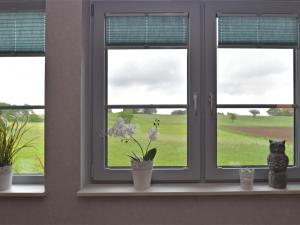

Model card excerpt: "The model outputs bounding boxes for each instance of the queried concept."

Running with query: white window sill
[77,183,300,197]
[0,185,45,197]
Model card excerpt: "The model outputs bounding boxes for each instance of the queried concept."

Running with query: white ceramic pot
[131,160,153,190]
[239,168,255,190]
[0,165,12,191]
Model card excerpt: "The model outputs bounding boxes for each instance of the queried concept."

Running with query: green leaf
[143,148,157,161]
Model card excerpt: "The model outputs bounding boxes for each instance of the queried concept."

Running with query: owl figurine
[267,140,289,189]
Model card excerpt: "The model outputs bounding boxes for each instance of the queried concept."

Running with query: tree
[249,109,260,118]
[267,108,293,116]
[118,109,134,123]
[29,113,43,122]
[171,110,187,115]
[132,109,143,114]
[227,112,237,122]
[143,108,157,114]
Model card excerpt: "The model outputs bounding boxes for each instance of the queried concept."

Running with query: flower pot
[239,168,255,190]
[0,165,12,191]
[131,160,153,190]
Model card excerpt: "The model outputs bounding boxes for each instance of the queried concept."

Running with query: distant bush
[118,109,134,123]
[171,110,187,115]
[267,108,293,116]
[143,108,157,114]
[227,112,237,122]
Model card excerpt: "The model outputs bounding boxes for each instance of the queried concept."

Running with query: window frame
[88,1,300,183]
[90,1,204,183]
[0,0,45,185]
[204,2,300,181]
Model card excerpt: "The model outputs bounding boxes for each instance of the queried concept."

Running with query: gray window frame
[89,1,300,183]
[204,2,300,181]
[0,0,45,185]
[90,1,203,182]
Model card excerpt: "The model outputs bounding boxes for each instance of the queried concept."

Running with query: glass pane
[217,49,293,104]
[217,108,294,167]
[0,109,44,174]
[0,57,45,105]
[107,108,187,167]
[107,49,187,105]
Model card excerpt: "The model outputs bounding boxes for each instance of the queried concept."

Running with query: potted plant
[0,116,31,190]
[108,117,159,190]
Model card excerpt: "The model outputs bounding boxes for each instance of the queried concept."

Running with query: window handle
[193,92,198,115]
[208,92,214,115]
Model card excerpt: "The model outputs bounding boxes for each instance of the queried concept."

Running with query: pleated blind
[218,15,298,47]
[0,11,45,53]
[106,15,188,45]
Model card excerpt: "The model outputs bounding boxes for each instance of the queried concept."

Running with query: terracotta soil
[226,126,294,142]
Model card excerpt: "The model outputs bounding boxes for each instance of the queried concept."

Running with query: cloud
[107,49,187,104]
[218,49,293,101]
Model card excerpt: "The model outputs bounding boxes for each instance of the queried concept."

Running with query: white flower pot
[131,160,153,190]
[239,168,255,190]
[0,165,12,191]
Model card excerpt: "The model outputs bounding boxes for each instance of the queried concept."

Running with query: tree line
[0,102,43,122]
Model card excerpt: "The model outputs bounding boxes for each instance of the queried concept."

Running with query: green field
[13,122,44,174]
[12,113,294,174]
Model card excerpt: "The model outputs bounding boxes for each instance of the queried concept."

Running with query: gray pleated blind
[106,15,188,45]
[0,11,45,53]
[218,15,298,47]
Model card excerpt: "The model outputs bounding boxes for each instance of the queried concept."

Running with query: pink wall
[0,0,299,224]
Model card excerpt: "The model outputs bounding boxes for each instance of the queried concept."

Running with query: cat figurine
[267,140,289,189]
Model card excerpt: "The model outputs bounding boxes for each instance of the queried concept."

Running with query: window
[90,2,300,182]
[205,4,300,181]
[0,9,45,184]
[91,2,202,182]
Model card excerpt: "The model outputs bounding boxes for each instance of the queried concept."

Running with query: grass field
[13,121,44,174]
[12,112,294,173]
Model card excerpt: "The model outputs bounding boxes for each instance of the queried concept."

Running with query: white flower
[148,128,158,141]
[108,117,127,137]
[108,117,137,137]
[125,124,136,136]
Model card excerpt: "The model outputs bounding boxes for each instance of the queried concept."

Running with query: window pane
[107,49,187,105]
[0,109,44,174]
[217,49,293,104]
[0,57,45,105]
[107,108,187,167]
[217,108,294,167]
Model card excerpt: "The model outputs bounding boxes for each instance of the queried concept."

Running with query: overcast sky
[217,48,293,115]
[108,48,293,115]
[0,57,44,106]
[1,49,293,116]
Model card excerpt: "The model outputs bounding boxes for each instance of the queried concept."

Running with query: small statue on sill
[267,140,289,189]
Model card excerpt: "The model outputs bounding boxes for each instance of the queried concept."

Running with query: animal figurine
[267,140,289,189]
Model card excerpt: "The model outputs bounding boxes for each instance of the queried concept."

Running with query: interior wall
[0,0,300,224]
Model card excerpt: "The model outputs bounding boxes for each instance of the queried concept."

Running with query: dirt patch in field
[225,126,293,142]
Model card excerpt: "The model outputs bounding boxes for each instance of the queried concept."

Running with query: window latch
[193,92,198,115]
[208,92,214,115]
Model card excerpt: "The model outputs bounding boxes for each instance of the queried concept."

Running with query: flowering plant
[108,118,159,162]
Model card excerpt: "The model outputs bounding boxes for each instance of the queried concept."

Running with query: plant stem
[129,135,144,157]
[145,139,152,153]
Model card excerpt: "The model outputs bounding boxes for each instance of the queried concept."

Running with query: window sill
[77,183,300,197]
[0,185,45,197]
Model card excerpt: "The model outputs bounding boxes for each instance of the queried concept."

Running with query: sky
[0,49,293,116]
[108,48,293,115]
[0,57,45,105]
